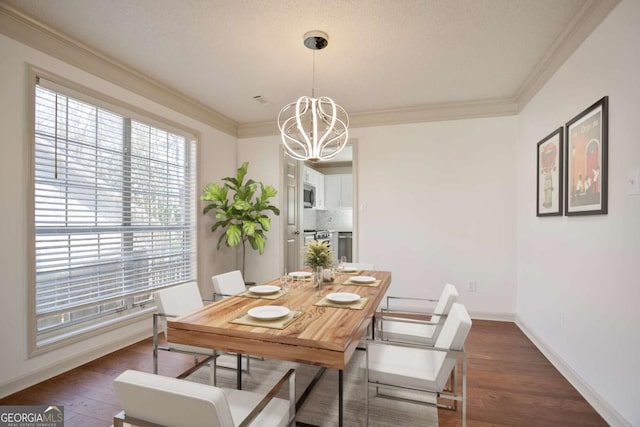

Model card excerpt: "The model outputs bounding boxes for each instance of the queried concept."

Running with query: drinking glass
[338,256,347,280]
[280,270,292,307]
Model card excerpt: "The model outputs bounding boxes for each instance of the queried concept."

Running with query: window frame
[27,66,200,356]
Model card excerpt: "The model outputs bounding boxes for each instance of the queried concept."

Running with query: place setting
[314,292,369,310]
[336,256,363,276]
[238,284,286,300]
[342,275,382,287]
[288,271,313,281]
[230,304,304,329]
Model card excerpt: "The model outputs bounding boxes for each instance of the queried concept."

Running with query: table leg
[371,315,376,339]
[339,369,344,427]
[237,353,242,390]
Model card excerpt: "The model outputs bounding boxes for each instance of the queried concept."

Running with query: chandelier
[278,31,349,162]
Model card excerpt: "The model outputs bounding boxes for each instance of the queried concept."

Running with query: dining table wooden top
[167,270,391,370]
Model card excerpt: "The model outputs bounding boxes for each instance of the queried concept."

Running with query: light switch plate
[627,168,640,195]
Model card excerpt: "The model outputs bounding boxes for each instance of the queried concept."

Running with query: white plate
[247,306,290,320]
[350,275,377,284]
[326,292,361,304]
[289,271,312,278]
[342,266,359,273]
[249,285,280,295]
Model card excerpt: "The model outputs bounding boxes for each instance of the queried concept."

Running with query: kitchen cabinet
[325,173,352,209]
[303,166,325,209]
[303,166,312,184]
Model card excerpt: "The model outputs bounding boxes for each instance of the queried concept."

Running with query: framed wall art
[536,127,563,216]
[564,96,608,216]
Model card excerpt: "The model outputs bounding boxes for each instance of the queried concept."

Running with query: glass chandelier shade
[278,31,349,162]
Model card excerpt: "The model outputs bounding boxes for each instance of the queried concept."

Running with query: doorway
[283,140,358,270]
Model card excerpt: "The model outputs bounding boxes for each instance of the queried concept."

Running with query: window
[32,73,197,350]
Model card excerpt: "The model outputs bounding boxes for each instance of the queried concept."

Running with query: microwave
[303,183,316,208]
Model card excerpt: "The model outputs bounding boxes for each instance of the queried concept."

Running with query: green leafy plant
[304,240,334,269]
[201,162,280,278]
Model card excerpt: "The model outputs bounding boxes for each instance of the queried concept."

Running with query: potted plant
[201,162,280,280]
[304,240,335,282]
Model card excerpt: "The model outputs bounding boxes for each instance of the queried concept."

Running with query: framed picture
[564,96,608,215]
[536,127,563,216]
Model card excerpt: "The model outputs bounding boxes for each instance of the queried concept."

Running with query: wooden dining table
[167,270,391,427]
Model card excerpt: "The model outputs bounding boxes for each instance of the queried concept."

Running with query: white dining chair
[212,269,247,300]
[365,302,472,427]
[212,270,253,374]
[378,283,459,346]
[153,281,216,384]
[113,368,296,427]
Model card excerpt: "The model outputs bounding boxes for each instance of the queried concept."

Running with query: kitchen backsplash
[303,209,317,230]
[317,209,353,231]
[303,208,353,231]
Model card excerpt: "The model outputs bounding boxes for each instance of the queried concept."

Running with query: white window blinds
[33,76,197,346]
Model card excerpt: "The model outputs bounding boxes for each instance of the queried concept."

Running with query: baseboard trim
[468,310,515,322]
[0,330,151,399]
[515,315,631,427]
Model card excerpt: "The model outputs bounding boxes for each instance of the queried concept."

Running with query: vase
[314,266,323,289]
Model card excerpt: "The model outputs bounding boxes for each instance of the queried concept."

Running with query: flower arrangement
[304,240,334,269]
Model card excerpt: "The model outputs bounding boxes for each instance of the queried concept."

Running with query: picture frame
[564,96,608,216]
[536,127,563,216]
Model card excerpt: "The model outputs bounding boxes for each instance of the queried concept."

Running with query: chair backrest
[433,303,472,390]
[346,262,374,271]
[154,281,204,336]
[212,270,246,298]
[430,283,459,327]
[113,369,233,427]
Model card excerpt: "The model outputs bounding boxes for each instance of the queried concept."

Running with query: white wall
[237,136,283,284]
[0,34,237,397]
[237,118,518,317]
[515,0,639,424]
[350,117,518,314]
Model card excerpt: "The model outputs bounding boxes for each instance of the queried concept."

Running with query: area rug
[188,350,438,427]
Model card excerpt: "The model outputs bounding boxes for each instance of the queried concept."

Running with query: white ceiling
[1,0,617,133]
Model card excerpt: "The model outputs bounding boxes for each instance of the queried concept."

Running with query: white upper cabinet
[303,166,325,209]
[325,173,352,209]
[303,166,312,184]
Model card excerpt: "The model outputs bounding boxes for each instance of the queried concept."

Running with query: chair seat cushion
[114,370,291,427]
[367,341,445,391]
[224,388,290,427]
[380,319,436,345]
[113,369,234,427]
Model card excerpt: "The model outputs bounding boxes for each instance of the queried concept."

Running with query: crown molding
[238,97,519,138]
[1,0,619,140]
[514,0,621,109]
[0,3,238,137]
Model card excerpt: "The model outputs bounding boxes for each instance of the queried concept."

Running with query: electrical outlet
[468,281,477,292]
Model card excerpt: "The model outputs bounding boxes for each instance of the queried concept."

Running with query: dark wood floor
[0,320,607,427]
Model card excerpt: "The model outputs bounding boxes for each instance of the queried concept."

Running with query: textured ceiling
[3,0,597,127]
